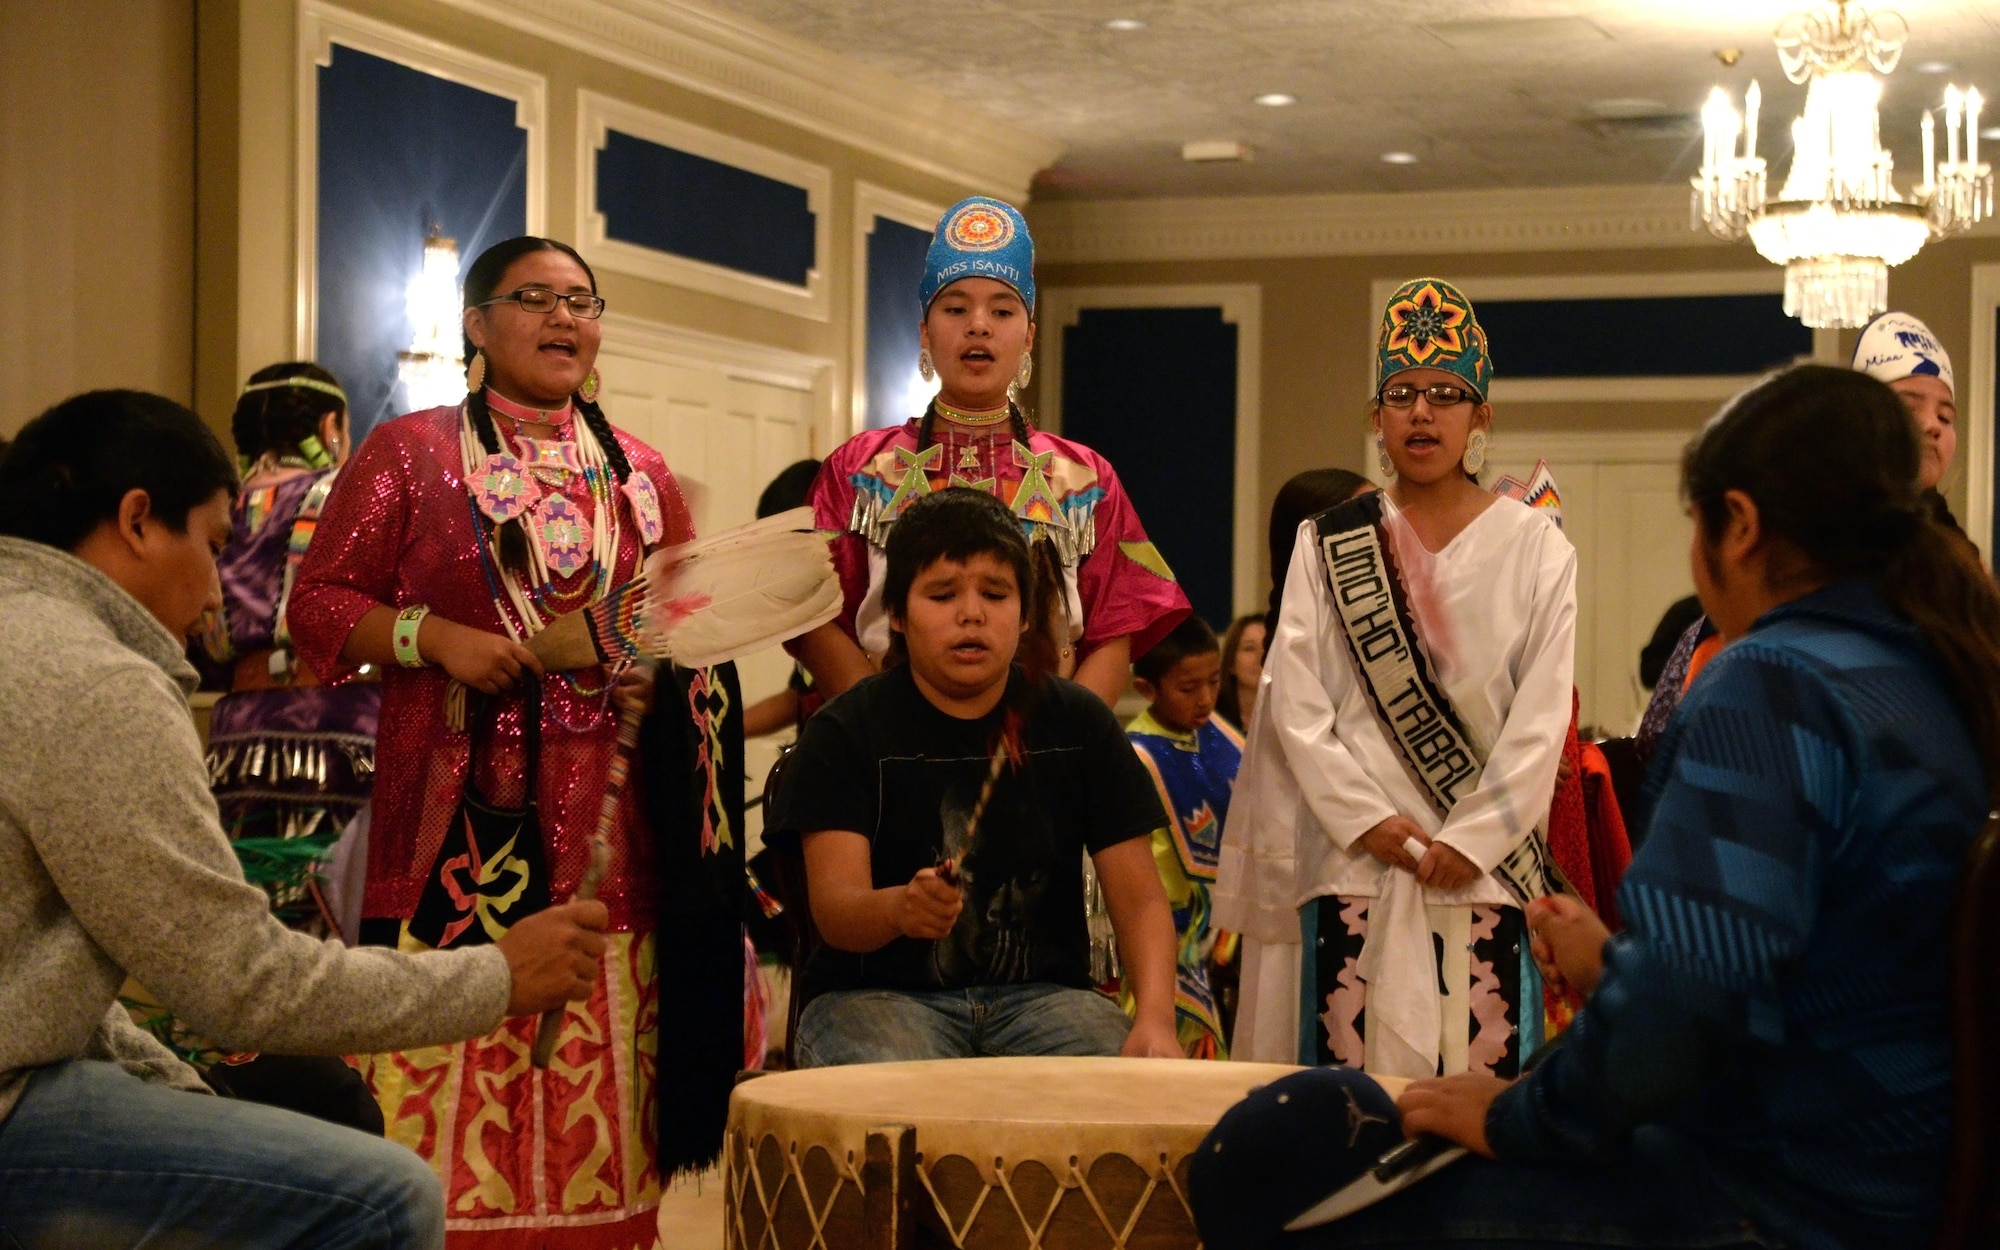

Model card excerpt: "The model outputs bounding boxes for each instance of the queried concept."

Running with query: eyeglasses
[1377,382,1477,409]
[477,287,607,320]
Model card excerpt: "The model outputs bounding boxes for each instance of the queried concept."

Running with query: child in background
[1127,616,1244,1058]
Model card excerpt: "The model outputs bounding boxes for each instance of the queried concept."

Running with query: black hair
[231,361,346,462]
[882,486,1035,639]
[757,459,822,520]
[1684,363,2000,799]
[1135,614,1220,684]
[1216,611,1265,724]
[460,236,632,570]
[1265,467,1372,647]
[0,390,238,551]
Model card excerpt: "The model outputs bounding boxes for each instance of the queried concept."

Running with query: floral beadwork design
[1376,278,1492,395]
[944,201,1015,252]
[1382,282,1469,365]
[535,495,593,577]
[622,471,665,547]
[476,454,538,524]
[513,436,584,487]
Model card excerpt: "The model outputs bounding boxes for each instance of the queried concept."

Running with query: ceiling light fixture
[1914,60,1954,74]
[1254,93,1297,107]
[1380,151,1419,165]
[1103,18,1145,31]
[1694,0,1991,328]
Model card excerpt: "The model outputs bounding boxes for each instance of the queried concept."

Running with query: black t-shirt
[767,665,1166,998]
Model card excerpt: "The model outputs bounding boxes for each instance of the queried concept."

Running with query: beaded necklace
[458,392,626,709]
[932,398,1011,426]
[929,400,1021,488]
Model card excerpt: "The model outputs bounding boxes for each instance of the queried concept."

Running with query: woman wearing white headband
[1851,311,1961,532]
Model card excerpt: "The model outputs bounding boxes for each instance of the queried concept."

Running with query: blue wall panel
[1062,307,1237,632]
[1475,293,1812,378]
[597,131,815,287]
[864,216,934,429]
[317,45,526,440]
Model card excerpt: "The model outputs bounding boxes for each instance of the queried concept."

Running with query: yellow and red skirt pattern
[360,927,659,1250]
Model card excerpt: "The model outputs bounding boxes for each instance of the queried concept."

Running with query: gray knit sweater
[0,536,510,1122]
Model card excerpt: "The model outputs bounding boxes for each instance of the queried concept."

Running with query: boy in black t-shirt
[769,488,1180,1065]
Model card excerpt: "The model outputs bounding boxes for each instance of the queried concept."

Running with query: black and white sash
[1313,494,1568,905]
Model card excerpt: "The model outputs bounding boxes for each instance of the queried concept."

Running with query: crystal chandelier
[397,229,468,412]
[1692,0,1992,328]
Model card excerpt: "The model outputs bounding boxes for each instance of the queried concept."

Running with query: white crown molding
[428,0,1062,201]
[578,90,831,321]
[1032,185,1739,265]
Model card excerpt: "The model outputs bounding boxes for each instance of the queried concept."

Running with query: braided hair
[462,236,632,571]
[232,361,346,465]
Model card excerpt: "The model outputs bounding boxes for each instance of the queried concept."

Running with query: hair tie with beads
[241,376,349,407]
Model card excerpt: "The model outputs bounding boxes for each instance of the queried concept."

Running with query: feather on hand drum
[723,1056,1316,1250]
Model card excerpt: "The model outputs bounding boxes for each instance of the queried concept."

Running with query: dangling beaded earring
[1462,428,1488,476]
[917,348,936,383]
[579,368,601,404]
[1375,434,1396,480]
[1013,351,1034,391]
[466,350,487,393]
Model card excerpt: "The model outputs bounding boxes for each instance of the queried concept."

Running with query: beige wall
[0,0,196,436]
[1037,234,2000,594]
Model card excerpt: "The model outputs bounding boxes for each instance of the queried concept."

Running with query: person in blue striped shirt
[1288,363,2000,1250]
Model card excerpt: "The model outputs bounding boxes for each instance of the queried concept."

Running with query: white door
[1485,432,1696,737]
[595,321,822,849]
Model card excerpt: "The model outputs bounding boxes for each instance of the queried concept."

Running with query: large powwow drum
[724,1056,1304,1249]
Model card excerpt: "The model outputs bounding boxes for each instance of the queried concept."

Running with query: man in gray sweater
[0,390,607,1249]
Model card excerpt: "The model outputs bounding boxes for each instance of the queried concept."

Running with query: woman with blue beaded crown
[1219,279,1577,1078]
[789,196,1189,708]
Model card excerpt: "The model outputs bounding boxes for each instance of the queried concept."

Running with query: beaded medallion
[623,471,666,547]
[535,495,593,577]
[476,453,537,524]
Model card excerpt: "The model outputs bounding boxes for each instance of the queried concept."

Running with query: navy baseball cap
[1188,1066,1464,1250]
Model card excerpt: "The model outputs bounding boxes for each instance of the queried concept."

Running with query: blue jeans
[1280,1127,1826,1250]
[0,1060,443,1250]
[794,982,1131,1066]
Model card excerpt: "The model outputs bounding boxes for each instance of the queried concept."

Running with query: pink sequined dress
[289,403,692,1249]
[803,415,1190,667]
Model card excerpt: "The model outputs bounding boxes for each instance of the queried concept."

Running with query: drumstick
[937,710,1024,886]
[530,667,648,1068]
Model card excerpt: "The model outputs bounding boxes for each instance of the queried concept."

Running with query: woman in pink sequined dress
[290,237,690,1250]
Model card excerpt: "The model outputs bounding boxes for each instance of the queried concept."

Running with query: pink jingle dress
[805,417,1190,668]
[290,403,692,1250]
